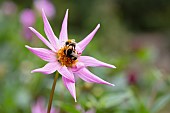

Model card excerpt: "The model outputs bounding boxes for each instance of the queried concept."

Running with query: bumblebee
[64,39,78,60]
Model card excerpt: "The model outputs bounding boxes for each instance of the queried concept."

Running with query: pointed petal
[75,68,115,86]
[62,76,77,102]
[31,62,60,74]
[59,9,68,42]
[58,66,75,83]
[79,56,116,68]
[32,61,75,82]
[77,24,100,52]
[25,45,56,62]
[29,27,56,52]
[42,9,60,50]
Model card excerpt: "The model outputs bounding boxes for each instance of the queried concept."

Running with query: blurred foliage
[116,0,170,31]
[0,0,170,113]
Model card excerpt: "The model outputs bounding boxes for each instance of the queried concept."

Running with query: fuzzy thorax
[57,46,78,67]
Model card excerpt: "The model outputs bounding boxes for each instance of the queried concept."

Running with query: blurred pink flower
[20,9,35,41]
[34,0,56,18]
[1,1,17,16]
[32,98,58,113]
[26,9,116,102]
[20,9,35,27]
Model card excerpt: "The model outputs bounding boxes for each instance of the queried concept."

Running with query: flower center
[57,40,78,67]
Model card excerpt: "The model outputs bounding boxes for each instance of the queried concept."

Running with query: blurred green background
[0,0,170,113]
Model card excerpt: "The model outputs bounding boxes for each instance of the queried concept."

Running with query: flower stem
[47,72,59,113]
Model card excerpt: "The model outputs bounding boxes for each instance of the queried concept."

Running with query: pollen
[57,47,78,67]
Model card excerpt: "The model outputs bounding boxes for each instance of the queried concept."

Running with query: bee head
[65,39,76,46]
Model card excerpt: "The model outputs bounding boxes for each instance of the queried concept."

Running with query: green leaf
[56,102,81,113]
[151,94,170,113]
[99,91,132,108]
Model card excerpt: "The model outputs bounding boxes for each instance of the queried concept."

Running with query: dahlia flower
[26,9,116,102]
[20,9,35,41]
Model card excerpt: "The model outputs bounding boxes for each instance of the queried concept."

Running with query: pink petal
[42,9,60,50]
[29,27,56,52]
[62,76,77,102]
[25,45,56,62]
[71,62,85,72]
[31,62,59,74]
[75,68,115,86]
[59,9,68,42]
[75,45,82,55]
[31,62,75,82]
[78,56,116,68]
[77,24,100,52]
[58,66,75,83]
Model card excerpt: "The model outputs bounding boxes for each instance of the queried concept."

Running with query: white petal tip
[74,99,77,102]
[28,27,35,32]
[112,65,116,68]
[42,9,46,17]
[25,45,29,48]
[97,24,100,28]
[111,84,115,87]
[31,69,37,73]
[28,27,33,29]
